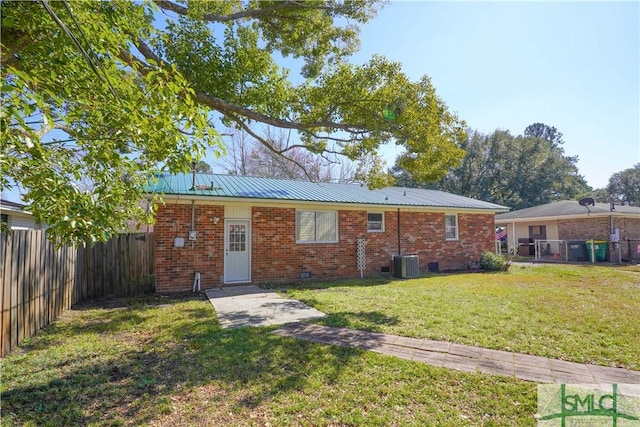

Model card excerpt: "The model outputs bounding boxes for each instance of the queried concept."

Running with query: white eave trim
[145,193,508,214]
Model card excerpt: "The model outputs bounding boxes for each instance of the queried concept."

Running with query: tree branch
[134,37,164,66]
[119,40,372,144]
[153,0,333,23]
[227,113,316,182]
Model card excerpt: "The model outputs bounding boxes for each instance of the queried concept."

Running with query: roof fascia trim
[495,212,639,223]
[146,193,507,214]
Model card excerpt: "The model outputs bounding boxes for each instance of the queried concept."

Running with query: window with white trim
[296,210,338,243]
[367,212,384,232]
[445,214,458,240]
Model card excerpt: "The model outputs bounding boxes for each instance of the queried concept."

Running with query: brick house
[145,173,508,293]
[495,200,640,262]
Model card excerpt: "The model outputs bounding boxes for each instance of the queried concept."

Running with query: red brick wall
[391,211,495,271]
[251,206,298,282]
[154,203,496,292]
[155,203,224,293]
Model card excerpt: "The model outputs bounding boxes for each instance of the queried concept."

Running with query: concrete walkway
[274,322,640,385]
[205,285,326,328]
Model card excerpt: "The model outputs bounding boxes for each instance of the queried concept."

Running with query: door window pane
[229,224,246,251]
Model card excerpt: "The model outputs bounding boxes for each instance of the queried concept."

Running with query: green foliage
[1,0,220,245]
[2,0,466,245]
[577,164,639,206]
[392,124,591,209]
[584,186,612,203]
[607,163,640,206]
[194,160,213,174]
[478,251,510,272]
[524,122,564,147]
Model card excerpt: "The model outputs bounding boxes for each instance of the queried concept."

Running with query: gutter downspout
[190,165,199,287]
[191,164,196,248]
[397,208,401,256]
[191,200,195,245]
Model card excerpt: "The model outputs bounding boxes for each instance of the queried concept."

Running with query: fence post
[1,232,12,356]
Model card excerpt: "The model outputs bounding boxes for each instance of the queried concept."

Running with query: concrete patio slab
[205,286,326,328]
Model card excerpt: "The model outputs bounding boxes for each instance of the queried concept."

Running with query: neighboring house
[144,173,508,293]
[495,200,640,262]
[0,200,43,230]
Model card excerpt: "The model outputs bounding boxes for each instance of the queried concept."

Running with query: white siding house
[1,200,43,230]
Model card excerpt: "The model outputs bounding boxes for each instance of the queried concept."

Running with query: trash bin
[566,240,587,262]
[585,240,607,262]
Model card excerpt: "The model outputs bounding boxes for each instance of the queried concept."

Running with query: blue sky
[350,1,639,189]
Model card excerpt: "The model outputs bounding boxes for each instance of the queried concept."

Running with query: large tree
[582,164,640,206]
[1,0,465,245]
[392,124,591,209]
[607,164,640,206]
[524,122,564,148]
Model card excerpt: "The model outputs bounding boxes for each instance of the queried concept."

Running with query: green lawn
[285,264,640,370]
[1,264,637,426]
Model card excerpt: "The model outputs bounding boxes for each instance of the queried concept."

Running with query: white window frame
[296,210,338,243]
[445,214,458,241]
[367,212,384,233]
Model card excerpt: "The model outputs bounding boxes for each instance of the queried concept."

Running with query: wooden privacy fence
[1,231,155,357]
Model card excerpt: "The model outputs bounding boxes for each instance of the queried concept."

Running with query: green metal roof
[145,173,509,212]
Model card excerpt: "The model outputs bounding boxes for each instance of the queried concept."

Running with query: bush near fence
[0,231,155,357]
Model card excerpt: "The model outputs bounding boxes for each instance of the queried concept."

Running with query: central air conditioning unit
[393,255,419,279]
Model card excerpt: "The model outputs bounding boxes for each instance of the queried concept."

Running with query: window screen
[445,214,458,240]
[296,211,338,242]
[367,212,384,232]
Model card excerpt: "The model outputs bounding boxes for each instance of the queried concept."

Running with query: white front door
[224,220,251,283]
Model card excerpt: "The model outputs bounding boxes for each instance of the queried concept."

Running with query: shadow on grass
[262,271,480,294]
[277,291,400,333]
[70,291,206,310]
[1,297,380,426]
[313,311,400,332]
[260,276,396,291]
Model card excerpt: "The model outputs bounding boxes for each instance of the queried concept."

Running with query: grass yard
[1,296,536,426]
[285,264,640,370]
[1,264,637,426]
